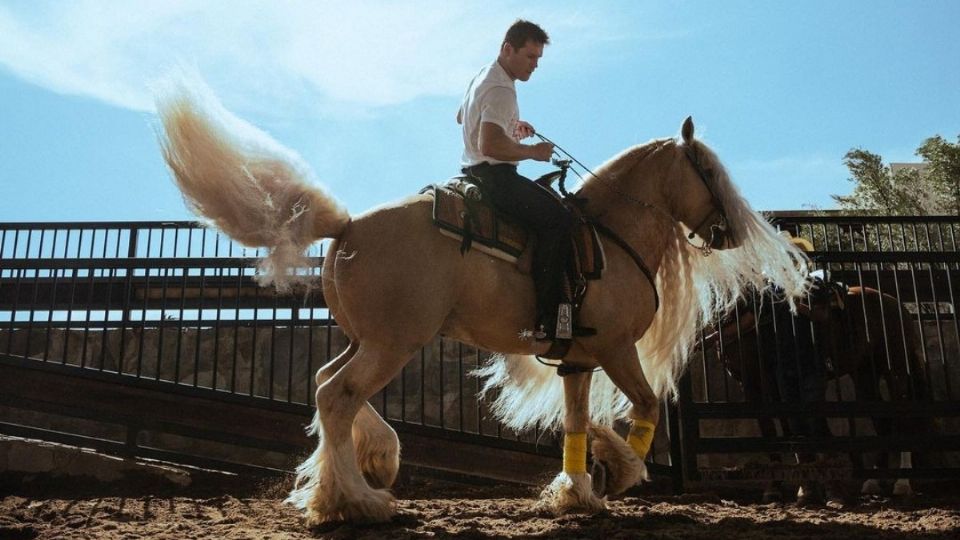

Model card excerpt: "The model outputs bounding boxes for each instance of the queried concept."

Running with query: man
[457,19,572,339]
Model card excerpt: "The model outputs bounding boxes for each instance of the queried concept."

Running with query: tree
[831,148,927,215]
[832,135,960,216]
[916,135,960,216]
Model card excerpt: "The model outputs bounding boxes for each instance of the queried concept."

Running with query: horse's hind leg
[853,362,892,496]
[288,342,357,514]
[746,345,787,502]
[884,372,918,497]
[300,343,410,524]
[538,370,606,514]
[353,400,401,489]
[291,341,400,495]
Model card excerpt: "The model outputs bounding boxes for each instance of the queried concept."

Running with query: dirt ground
[2,470,958,540]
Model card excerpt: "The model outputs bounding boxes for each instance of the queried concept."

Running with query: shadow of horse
[704,283,935,504]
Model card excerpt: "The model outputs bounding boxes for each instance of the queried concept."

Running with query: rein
[529,132,729,376]
[682,145,730,255]
[535,132,728,256]
[535,132,662,313]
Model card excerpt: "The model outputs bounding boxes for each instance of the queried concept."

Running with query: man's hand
[480,122,553,162]
[529,142,554,162]
[514,120,535,140]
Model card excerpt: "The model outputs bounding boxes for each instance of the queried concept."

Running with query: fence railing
[0,221,584,476]
[676,214,960,484]
[4,217,959,488]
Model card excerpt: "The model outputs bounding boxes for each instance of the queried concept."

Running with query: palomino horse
[155,77,809,525]
[708,284,932,503]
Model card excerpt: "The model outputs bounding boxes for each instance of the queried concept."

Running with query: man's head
[498,19,549,82]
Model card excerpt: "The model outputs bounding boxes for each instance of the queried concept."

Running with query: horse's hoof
[892,479,914,497]
[537,472,606,515]
[590,459,609,497]
[587,424,649,496]
[761,488,784,504]
[796,482,825,507]
[860,479,884,496]
[825,497,847,510]
[824,481,853,509]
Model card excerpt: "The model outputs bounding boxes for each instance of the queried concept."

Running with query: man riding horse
[157,38,811,522]
[457,19,571,340]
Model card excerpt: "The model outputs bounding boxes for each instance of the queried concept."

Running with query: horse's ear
[681,116,694,143]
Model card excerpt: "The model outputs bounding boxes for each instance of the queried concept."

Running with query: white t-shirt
[459,61,519,167]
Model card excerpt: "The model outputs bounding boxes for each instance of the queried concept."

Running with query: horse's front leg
[590,346,656,496]
[538,370,606,514]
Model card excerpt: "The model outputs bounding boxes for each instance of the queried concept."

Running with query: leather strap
[592,222,660,311]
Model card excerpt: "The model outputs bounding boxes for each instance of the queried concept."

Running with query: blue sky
[1,0,958,223]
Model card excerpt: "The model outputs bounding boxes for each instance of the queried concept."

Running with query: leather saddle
[427,177,604,277]
[422,176,606,356]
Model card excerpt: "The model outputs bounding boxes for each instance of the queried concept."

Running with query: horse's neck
[591,200,674,276]
[578,144,677,274]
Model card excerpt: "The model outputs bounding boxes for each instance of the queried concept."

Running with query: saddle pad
[569,207,604,280]
[432,184,527,261]
[429,182,605,278]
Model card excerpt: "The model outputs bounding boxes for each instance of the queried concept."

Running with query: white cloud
[0,1,631,117]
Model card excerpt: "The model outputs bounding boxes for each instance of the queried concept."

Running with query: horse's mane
[479,137,811,430]
[591,139,672,180]
[634,138,810,398]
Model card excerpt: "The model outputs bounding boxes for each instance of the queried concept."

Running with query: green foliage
[832,135,960,216]
[917,135,960,215]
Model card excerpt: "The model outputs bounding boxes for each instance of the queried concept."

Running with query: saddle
[423,176,606,358]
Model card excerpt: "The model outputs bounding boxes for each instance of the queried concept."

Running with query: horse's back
[324,192,537,351]
[841,287,927,397]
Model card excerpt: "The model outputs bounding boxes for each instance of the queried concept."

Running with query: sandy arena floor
[2,470,959,539]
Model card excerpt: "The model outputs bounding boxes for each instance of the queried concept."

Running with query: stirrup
[555,303,573,340]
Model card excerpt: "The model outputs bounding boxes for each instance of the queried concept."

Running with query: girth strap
[592,222,660,311]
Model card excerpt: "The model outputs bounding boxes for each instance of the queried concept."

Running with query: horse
[706,283,933,504]
[154,75,809,525]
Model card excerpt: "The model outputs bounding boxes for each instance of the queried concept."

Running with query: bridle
[682,144,731,256]
[528,133,731,375]
[537,132,732,256]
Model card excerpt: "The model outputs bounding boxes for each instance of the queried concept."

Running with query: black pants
[465,163,572,322]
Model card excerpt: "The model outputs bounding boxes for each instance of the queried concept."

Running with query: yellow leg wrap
[562,432,588,474]
[627,419,656,459]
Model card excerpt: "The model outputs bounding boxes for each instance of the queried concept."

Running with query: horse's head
[672,117,738,252]
[580,119,738,252]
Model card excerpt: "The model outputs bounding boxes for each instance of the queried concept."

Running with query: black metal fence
[0,221,587,479]
[3,217,958,489]
[680,214,960,485]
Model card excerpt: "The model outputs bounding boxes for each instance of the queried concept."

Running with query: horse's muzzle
[706,218,737,251]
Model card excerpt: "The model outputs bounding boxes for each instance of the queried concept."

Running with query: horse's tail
[155,73,349,292]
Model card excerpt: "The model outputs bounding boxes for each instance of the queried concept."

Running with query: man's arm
[479,122,553,162]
